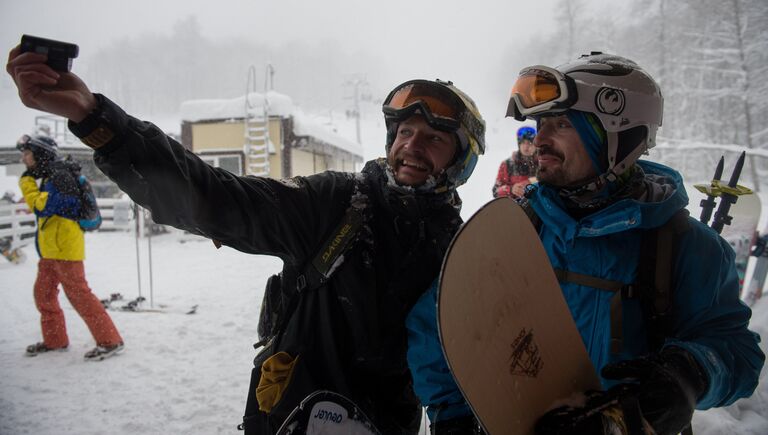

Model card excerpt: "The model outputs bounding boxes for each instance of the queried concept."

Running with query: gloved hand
[535,388,636,435]
[601,346,708,435]
[536,347,708,435]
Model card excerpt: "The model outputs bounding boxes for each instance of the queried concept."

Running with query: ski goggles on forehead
[383,80,484,145]
[16,134,37,150]
[506,66,577,121]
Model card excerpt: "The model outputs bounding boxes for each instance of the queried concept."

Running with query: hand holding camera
[20,34,79,72]
[6,34,96,122]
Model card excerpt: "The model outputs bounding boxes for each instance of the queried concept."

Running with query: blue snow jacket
[406,160,764,421]
[407,278,472,422]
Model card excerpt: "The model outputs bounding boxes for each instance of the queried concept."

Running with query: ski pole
[711,151,746,234]
[699,156,724,225]
[134,202,142,298]
[146,208,154,308]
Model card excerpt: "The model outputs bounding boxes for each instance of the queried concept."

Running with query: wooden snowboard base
[438,198,601,434]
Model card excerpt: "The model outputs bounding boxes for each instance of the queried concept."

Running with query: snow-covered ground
[0,231,283,434]
[0,222,767,434]
[1,146,767,434]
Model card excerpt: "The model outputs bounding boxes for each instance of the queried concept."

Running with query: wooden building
[179,91,363,178]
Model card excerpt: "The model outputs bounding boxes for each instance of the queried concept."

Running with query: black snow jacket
[71,95,463,434]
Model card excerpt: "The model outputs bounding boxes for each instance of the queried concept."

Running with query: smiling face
[387,115,458,187]
[533,115,596,188]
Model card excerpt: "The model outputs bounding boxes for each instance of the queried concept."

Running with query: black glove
[535,388,637,435]
[601,347,708,435]
[536,347,708,435]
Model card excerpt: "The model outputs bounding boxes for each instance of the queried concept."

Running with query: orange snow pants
[34,258,123,349]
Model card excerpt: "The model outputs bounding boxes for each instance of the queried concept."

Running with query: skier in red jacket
[493,126,537,199]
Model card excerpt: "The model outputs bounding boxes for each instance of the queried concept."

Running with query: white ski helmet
[506,52,663,184]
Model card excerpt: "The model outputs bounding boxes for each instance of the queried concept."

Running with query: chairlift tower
[344,74,369,144]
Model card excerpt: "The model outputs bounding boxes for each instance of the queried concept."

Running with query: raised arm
[7,44,354,264]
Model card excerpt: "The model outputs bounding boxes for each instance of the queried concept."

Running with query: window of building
[200,154,243,176]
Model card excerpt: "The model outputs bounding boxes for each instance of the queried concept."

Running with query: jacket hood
[530,160,688,245]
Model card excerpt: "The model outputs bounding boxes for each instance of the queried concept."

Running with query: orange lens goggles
[511,69,563,109]
[507,66,576,121]
[384,82,463,122]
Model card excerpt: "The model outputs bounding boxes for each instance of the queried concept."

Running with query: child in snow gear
[407,52,764,435]
[16,134,124,360]
[6,45,487,434]
[492,125,538,199]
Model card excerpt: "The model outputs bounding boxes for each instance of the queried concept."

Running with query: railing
[97,198,135,231]
[0,198,137,253]
[0,203,36,251]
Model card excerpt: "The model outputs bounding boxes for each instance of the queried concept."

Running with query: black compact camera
[20,34,79,72]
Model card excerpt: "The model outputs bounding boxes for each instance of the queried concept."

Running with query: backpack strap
[259,178,369,348]
[637,209,690,352]
[518,196,541,231]
[297,206,364,293]
[551,268,628,354]
[529,199,690,355]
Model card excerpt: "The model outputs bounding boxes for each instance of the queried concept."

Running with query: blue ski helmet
[517,126,536,144]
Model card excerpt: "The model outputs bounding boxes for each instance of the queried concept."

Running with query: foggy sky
[0,0,630,151]
[1,0,568,120]
[1,0,560,80]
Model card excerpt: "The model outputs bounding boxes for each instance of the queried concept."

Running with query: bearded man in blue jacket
[407,53,764,435]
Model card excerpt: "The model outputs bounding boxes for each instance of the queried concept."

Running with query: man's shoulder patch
[278,177,304,189]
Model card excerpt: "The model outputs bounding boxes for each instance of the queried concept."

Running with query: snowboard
[719,193,760,295]
[275,390,381,435]
[438,197,601,435]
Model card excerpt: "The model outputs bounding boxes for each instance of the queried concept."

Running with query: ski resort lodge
[179,91,364,178]
[0,91,365,192]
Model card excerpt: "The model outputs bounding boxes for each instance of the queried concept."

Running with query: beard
[535,165,567,187]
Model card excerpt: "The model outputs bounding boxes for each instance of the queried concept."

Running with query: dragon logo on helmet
[595,87,625,116]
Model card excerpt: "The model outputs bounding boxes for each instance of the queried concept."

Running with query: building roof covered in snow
[180,91,362,158]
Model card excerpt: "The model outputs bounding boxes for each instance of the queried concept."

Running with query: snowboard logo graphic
[508,328,544,378]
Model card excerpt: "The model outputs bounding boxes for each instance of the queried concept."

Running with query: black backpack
[241,186,369,433]
[75,174,102,231]
[63,158,102,232]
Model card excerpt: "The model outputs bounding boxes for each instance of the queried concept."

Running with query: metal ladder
[244,65,272,177]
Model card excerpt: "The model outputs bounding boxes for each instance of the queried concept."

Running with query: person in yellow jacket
[17,134,123,361]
